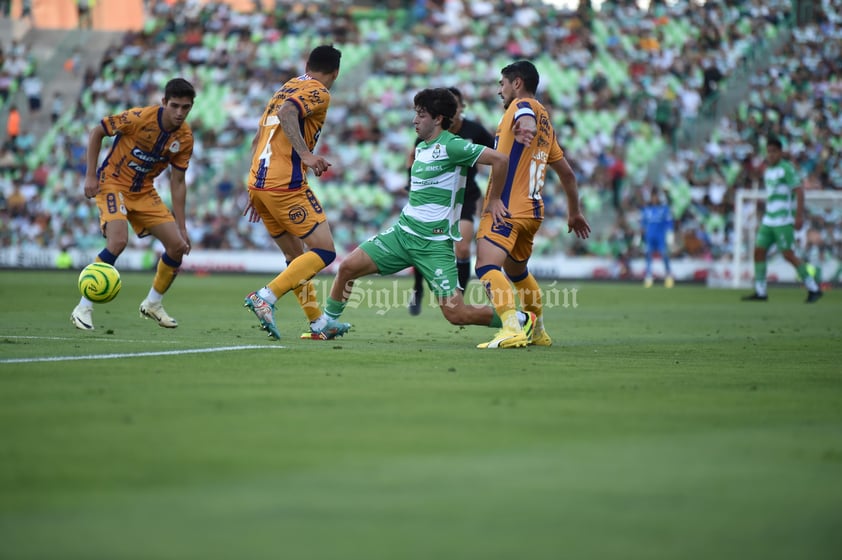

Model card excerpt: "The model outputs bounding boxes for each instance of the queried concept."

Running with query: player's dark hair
[307,45,342,73]
[501,60,540,94]
[164,78,196,101]
[447,86,463,105]
[414,88,457,131]
[767,135,783,150]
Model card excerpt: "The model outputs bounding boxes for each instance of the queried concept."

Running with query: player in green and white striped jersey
[307,88,537,342]
[743,136,822,303]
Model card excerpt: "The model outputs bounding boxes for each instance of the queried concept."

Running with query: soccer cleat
[520,312,536,344]
[530,329,553,347]
[71,305,94,331]
[477,327,529,349]
[140,299,178,328]
[643,276,653,288]
[741,293,768,302]
[244,292,280,339]
[805,290,823,303]
[408,289,422,316]
[301,317,351,340]
[664,276,674,289]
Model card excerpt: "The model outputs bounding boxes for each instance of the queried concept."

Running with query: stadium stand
[1,0,839,282]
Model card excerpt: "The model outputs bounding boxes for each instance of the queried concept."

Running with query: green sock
[754,261,768,296]
[489,309,502,328]
[325,297,346,320]
[797,264,819,291]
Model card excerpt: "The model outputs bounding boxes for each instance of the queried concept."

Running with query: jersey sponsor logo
[130,147,166,164]
[372,236,392,254]
[538,113,552,134]
[110,155,127,178]
[297,94,311,113]
[288,205,308,224]
[307,89,324,105]
[432,227,445,234]
[128,161,153,173]
[306,190,323,213]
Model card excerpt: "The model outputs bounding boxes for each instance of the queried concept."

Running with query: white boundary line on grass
[0,345,286,364]
[0,335,181,344]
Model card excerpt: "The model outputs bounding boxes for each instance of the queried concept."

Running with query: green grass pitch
[1,270,841,559]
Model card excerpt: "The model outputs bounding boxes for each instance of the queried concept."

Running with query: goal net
[709,189,842,289]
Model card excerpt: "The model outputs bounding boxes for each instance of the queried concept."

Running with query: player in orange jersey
[71,78,196,331]
[474,60,591,349]
[242,45,350,341]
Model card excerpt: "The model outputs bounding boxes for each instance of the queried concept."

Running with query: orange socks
[513,272,542,317]
[480,268,519,329]
[268,251,326,299]
[294,281,322,322]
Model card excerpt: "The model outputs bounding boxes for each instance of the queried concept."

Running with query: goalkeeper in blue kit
[641,189,674,288]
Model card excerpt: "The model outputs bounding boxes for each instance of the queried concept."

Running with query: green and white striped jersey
[762,160,800,227]
[399,130,486,241]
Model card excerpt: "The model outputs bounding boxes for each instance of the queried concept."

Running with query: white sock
[258,286,277,305]
[146,288,163,304]
[78,296,93,309]
[516,311,534,330]
[755,280,767,297]
[805,276,819,292]
[310,315,328,331]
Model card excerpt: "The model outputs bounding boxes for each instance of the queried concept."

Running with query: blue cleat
[300,317,351,340]
[244,291,281,340]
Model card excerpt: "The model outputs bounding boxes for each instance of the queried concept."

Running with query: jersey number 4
[254,128,277,187]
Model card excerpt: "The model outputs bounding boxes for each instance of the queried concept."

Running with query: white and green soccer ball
[78,262,122,303]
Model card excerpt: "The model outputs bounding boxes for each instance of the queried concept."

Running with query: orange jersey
[487,98,564,220]
[249,74,331,191]
[97,105,193,193]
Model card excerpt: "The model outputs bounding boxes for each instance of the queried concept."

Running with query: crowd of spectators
[643,0,842,277]
[1,0,840,280]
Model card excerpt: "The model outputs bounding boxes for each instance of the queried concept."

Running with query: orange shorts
[96,187,174,238]
[248,187,326,238]
[476,215,542,263]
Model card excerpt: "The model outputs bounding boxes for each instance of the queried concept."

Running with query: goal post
[723,189,842,289]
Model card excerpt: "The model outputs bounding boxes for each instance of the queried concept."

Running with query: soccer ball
[78,262,122,303]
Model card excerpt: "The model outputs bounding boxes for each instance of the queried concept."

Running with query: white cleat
[71,304,94,331]
[139,299,178,328]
